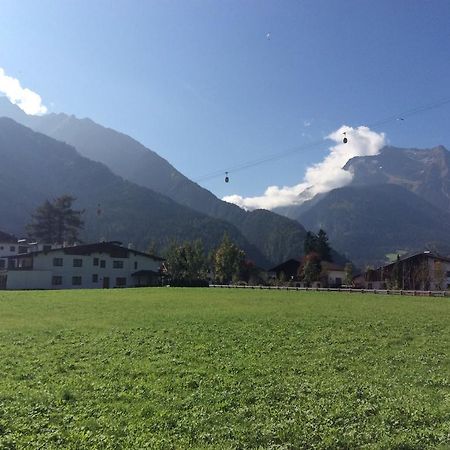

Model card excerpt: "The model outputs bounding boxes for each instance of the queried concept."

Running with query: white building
[0,241,164,290]
[0,232,29,271]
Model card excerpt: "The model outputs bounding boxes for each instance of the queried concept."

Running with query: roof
[8,241,165,261]
[321,261,345,271]
[353,251,450,279]
[131,270,160,277]
[268,259,300,273]
[380,251,450,270]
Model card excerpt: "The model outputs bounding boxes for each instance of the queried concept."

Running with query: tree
[388,254,403,289]
[213,234,245,284]
[165,240,208,282]
[434,260,445,290]
[27,195,84,244]
[344,263,353,286]
[300,252,321,286]
[303,231,318,255]
[317,229,332,262]
[304,229,332,262]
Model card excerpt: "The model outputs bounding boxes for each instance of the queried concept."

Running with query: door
[103,277,110,289]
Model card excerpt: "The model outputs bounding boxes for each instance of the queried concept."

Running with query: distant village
[2,227,450,292]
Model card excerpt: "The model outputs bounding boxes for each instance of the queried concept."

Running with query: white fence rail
[209,285,450,297]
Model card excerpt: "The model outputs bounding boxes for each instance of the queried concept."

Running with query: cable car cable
[194,95,450,184]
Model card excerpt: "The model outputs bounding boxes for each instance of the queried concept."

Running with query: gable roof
[381,251,450,270]
[268,259,301,273]
[353,251,450,279]
[10,241,164,261]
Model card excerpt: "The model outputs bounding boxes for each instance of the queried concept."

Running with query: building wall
[355,255,450,290]
[6,270,52,290]
[327,270,345,286]
[7,249,161,290]
[0,241,26,270]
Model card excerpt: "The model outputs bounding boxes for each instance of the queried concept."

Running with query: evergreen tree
[304,229,332,261]
[317,229,332,262]
[303,231,318,255]
[27,195,84,244]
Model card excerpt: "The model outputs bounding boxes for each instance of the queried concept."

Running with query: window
[100,260,106,268]
[134,261,138,270]
[52,276,62,286]
[92,274,98,283]
[116,277,126,287]
[0,259,5,269]
[113,260,124,269]
[53,257,63,267]
[72,276,82,286]
[73,258,83,267]
[446,271,450,278]
[93,257,99,266]
[9,246,15,252]
[43,245,51,252]
[18,246,28,254]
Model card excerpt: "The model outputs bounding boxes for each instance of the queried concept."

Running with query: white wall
[6,270,52,290]
[28,249,161,290]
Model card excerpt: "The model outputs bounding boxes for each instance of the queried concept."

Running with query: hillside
[0,98,308,265]
[0,118,270,264]
[296,184,450,267]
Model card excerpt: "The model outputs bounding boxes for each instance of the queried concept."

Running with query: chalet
[0,241,164,290]
[353,251,450,291]
[268,259,301,280]
[268,258,346,287]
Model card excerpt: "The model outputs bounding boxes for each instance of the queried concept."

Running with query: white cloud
[223,125,386,210]
[0,68,47,115]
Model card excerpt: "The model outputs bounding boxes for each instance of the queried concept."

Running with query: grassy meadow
[0,288,449,449]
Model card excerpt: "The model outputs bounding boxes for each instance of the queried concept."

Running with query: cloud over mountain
[0,68,47,115]
[223,125,386,210]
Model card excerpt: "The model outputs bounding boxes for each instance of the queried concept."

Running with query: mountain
[272,145,450,267]
[0,98,308,265]
[344,145,450,211]
[296,183,450,268]
[0,118,271,264]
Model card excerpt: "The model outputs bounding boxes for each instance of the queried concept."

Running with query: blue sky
[1,0,450,205]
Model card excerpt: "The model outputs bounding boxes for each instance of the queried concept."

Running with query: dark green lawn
[0,288,449,449]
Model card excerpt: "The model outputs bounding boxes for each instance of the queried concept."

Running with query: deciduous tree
[213,234,245,284]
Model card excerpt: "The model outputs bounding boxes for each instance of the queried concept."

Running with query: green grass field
[0,288,448,449]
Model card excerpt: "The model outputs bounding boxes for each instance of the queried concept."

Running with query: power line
[194,95,450,183]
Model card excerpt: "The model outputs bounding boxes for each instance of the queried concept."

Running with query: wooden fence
[208,284,450,297]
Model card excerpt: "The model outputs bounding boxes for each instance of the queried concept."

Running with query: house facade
[0,241,164,290]
[353,251,450,291]
[0,232,29,271]
[268,258,346,287]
